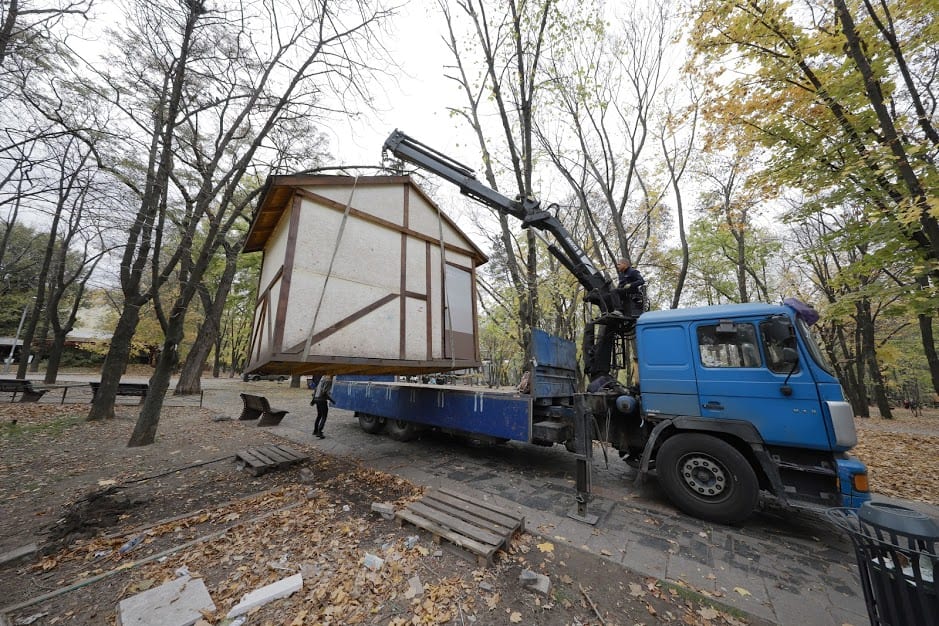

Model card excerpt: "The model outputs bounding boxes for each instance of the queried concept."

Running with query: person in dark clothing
[311,375,334,438]
[616,258,645,315]
[616,258,644,293]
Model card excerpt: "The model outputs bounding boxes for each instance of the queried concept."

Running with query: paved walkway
[204,382,939,626]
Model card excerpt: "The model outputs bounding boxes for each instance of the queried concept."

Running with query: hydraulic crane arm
[383,130,611,298]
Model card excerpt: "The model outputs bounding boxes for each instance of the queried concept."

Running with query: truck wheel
[357,413,386,434]
[386,419,419,442]
[656,434,758,525]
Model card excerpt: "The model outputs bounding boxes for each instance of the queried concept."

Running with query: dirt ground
[0,401,765,626]
[1,396,936,626]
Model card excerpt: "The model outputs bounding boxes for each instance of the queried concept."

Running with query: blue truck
[334,132,870,525]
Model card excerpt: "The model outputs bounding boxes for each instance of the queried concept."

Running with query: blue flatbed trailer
[332,329,578,445]
[333,381,533,440]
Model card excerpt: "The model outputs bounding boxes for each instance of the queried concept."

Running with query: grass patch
[0,415,82,440]
[662,580,755,621]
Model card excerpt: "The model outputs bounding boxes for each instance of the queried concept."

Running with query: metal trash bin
[828,502,938,626]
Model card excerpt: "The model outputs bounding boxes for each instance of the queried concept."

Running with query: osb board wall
[245,177,484,376]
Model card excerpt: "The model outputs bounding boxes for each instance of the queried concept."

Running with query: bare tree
[695,151,770,304]
[0,0,92,68]
[45,0,393,443]
[657,90,698,309]
[538,0,672,270]
[439,0,555,370]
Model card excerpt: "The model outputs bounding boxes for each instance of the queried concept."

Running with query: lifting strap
[303,176,359,360]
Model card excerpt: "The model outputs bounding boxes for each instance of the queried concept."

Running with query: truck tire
[357,413,386,434]
[656,433,758,525]
[386,419,419,442]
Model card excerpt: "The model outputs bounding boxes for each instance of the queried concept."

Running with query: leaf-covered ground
[853,409,939,504]
[1,403,763,626]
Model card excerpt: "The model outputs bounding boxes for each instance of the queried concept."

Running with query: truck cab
[634,302,870,523]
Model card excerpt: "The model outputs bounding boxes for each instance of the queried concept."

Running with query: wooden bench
[238,393,289,426]
[89,382,149,405]
[0,379,48,403]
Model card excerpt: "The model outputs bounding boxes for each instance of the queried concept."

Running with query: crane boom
[383,130,613,301]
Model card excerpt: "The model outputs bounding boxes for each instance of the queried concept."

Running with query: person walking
[311,375,334,439]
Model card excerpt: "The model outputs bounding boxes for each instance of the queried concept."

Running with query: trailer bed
[332,379,534,441]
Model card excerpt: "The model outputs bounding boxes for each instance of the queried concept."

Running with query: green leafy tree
[688,0,939,393]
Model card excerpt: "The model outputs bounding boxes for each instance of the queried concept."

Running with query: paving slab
[117,576,215,626]
[227,573,303,618]
[0,543,37,566]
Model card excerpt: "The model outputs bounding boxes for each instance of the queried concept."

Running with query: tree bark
[88,302,142,421]
[856,298,892,418]
[917,313,939,397]
[128,317,182,446]
[175,251,239,395]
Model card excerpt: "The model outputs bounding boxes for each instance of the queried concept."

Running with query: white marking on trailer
[474,392,484,412]
[437,391,445,408]
[410,389,417,403]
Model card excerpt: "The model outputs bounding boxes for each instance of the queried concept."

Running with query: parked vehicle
[242,372,288,382]
[334,131,870,525]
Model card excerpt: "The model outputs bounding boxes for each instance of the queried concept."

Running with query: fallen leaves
[853,421,939,504]
[697,606,720,620]
[536,541,554,554]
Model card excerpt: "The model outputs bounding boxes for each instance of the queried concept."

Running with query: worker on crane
[616,258,645,316]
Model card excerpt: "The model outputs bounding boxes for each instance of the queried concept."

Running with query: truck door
[693,318,830,449]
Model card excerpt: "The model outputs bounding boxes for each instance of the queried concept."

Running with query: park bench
[89,381,149,405]
[0,378,48,403]
[239,393,289,426]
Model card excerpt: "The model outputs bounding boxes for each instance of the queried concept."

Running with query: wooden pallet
[396,487,525,566]
[235,445,308,476]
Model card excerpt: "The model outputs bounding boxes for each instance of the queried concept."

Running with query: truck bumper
[836,456,871,509]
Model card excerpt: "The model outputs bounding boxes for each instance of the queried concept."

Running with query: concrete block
[117,576,216,626]
[518,569,551,596]
[371,502,395,519]
[227,573,303,618]
[404,575,424,599]
[0,543,37,566]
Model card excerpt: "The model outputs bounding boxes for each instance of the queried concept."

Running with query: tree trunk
[213,333,222,378]
[838,324,869,417]
[87,302,142,421]
[857,299,892,419]
[175,248,239,394]
[44,332,66,382]
[29,310,50,373]
[128,315,183,446]
[918,313,939,396]
[175,317,214,395]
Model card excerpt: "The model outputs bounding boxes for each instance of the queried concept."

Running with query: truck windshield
[796,318,835,376]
